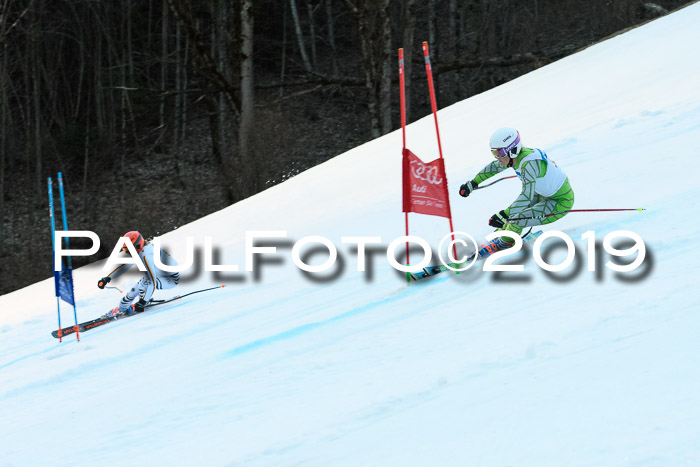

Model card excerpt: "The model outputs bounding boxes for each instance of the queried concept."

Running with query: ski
[409,262,463,281]
[51,312,136,338]
[51,325,80,339]
[50,285,224,338]
[410,230,543,281]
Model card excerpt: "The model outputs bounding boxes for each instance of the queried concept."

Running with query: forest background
[0,0,693,295]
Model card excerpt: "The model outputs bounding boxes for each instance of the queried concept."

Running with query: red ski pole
[509,208,646,221]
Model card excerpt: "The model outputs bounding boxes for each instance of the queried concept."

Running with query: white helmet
[489,127,522,158]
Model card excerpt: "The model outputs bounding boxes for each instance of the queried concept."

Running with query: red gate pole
[423,42,458,261]
[399,48,410,271]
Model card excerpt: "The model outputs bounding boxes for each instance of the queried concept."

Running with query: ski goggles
[491,148,510,158]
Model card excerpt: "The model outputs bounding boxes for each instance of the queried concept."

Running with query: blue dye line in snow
[0,346,58,372]
[222,284,422,358]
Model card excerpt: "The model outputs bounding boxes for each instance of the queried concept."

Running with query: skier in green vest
[458,127,575,257]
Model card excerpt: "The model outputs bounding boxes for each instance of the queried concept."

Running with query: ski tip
[637,207,645,212]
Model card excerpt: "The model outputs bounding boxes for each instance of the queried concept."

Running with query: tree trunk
[147,0,154,63]
[174,19,181,150]
[306,0,317,69]
[160,0,168,132]
[356,0,392,138]
[120,55,127,175]
[379,0,391,134]
[289,0,312,72]
[325,0,338,76]
[205,94,234,203]
[458,0,469,96]
[280,1,288,95]
[95,23,104,142]
[401,0,416,123]
[82,96,90,214]
[428,0,438,51]
[448,0,458,102]
[166,0,241,201]
[121,1,128,174]
[356,4,379,138]
[0,29,7,254]
[105,15,116,144]
[483,0,497,58]
[166,0,240,118]
[181,31,189,145]
[239,0,255,174]
[32,0,42,197]
[216,0,226,173]
[127,0,134,83]
[428,0,439,96]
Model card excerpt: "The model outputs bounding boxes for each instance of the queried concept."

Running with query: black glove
[459,180,477,198]
[488,210,509,229]
[134,299,147,313]
[97,277,111,289]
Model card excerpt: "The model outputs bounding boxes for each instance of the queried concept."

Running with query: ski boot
[478,236,515,259]
[123,304,139,316]
[103,307,123,320]
[133,299,147,314]
[102,304,138,319]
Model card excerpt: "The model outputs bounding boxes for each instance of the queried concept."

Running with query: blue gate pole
[57,172,80,341]
[48,177,63,342]
[57,173,72,268]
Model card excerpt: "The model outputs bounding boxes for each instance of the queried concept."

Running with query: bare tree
[166,0,247,201]
[355,0,392,137]
[325,0,338,76]
[160,0,169,132]
[180,27,189,146]
[280,2,288,95]
[306,0,318,68]
[0,2,8,253]
[31,0,43,197]
[166,0,240,119]
[289,0,312,72]
[0,0,35,49]
[401,0,417,123]
[240,0,255,165]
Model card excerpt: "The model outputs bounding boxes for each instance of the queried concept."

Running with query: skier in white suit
[97,231,180,318]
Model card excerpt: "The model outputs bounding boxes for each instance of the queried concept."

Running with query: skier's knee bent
[99,231,180,316]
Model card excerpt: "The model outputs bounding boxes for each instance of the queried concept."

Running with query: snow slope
[2,4,700,466]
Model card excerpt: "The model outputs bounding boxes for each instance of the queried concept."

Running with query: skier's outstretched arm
[97,263,134,289]
[459,161,509,197]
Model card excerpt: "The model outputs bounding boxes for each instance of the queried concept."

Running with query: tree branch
[0,0,36,49]
[165,0,241,118]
